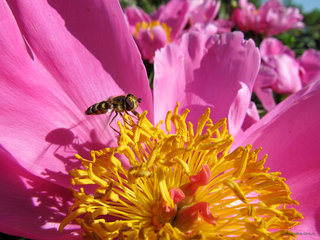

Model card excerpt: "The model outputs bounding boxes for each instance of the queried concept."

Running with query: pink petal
[189,0,221,24]
[299,49,320,86]
[1,1,150,237]
[154,31,260,135]
[228,82,252,135]
[124,6,150,28]
[193,32,260,135]
[270,55,302,93]
[255,52,302,110]
[7,0,152,115]
[1,0,86,186]
[254,64,278,111]
[0,73,100,185]
[211,19,234,33]
[189,19,233,35]
[0,147,80,239]
[238,79,320,238]
[189,22,219,35]
[241,101,260,131]
[0,0,150,186]
[260,38,295,57]
[153,31,205,125]
[156,0,190,39]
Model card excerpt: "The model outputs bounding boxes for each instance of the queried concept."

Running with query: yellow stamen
[60,103,302,239]
[134,20,172,42]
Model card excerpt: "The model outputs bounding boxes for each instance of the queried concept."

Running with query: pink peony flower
[298,49,320,86]
[254,38,302,110]
[124,0,189,61]
[231,0,304,36]
[124,0,221,62]
[124,6,172,61]
[0,0,319,239]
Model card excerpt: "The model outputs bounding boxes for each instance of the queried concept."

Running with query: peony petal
[191,32,259,135]
[299,49,320,86]
[154,31,260,135]
[124,6,150,29]
[1,0,127,186]
[260,38,295,57]
[0,146,80,239]
[6,0,152,115]
[241,101,260,131]
[153,30,208,125]
[0,1,150,237]
[188,0,221,24]
[238,79,320,238]
[156,0,190,39]
[254,64,278,111]
[189,19,233,35]
[228,82,252,135]
[0,0,149,187]
[270,55,302,93]
[0,60,111,188]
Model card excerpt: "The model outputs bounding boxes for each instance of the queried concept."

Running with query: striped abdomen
[85,101,111,115]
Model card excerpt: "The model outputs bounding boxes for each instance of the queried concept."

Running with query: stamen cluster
[60,103,302,239]
[134,20,171,42]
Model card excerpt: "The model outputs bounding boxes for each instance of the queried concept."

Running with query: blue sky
[262,0,319,12]
[290,0,319,12]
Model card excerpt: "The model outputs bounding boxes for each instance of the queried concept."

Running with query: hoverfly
[85,94,142,134]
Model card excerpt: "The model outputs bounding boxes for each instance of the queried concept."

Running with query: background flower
[254,38,302,110]
[298,49,320,86]
[124,0,221,62]
[231,0,304,36]
[124,0,190,61]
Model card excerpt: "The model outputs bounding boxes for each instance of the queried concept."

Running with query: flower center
[59,102,302,239]
[133,20,171,42]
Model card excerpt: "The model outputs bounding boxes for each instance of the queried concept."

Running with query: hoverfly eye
[125,97,135,110]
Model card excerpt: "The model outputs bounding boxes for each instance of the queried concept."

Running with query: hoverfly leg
[110,125,120,135]
[125,111,142,129]
[126,110,140,120]
[109,112,121,135]
[119,112,133,127]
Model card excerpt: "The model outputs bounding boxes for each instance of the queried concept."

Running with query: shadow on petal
[0,146,81,239]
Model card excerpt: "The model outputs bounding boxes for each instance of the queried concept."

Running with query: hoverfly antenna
[138,98,142,103]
